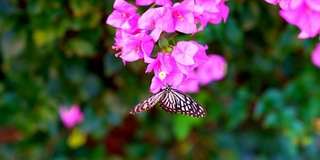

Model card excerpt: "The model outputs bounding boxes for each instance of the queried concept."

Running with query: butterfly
[130,85,206,117]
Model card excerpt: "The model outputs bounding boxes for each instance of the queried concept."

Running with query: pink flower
[193,0,229,31]
[265,0,303,10]
[138,7,175,41]
[147,41,210,92]
[176,72,200,93]
[106,0,140,31]
[172,41,198,66]
[112,29,155,63]
[311,43,320,68]
[207,0,230,24]
[190,40,209,66]
[280,0,303,10]
[172,2,197,34]
[149,72,185,93]
[280,3,320,39]
[172,41,208,75]
[59,105,84,128]
[265,0,278,5]
[197,54,227,85]
[135,0,172,6]
[147,53,184,93]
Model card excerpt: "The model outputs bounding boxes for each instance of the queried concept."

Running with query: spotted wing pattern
[159,87,207,117]
[130,89,165,114]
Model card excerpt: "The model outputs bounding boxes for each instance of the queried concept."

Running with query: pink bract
[265,0,303,10]
[176,72,200,93]
[172,41,198,66]
[138,7,175,41]
[197,54,227,85]
[113,30,154,64]
[148,53,184,93]
[106,0,140,31]
[59,105,84,128]
[280,3,320,39]
[306,0,320,11]
[311,43,320,68]
[172,2,197,34]
[136,0,172,6]
[265,0,278,5]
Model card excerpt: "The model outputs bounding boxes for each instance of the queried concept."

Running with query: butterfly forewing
[130,89,165,114]
[159,88,207,117]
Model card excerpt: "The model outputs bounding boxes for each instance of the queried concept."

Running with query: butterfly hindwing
[159,88,207,117]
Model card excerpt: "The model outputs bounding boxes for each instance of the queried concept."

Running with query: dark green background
[1,0,320,159]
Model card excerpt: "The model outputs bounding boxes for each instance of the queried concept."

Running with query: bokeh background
[1,0,320,159]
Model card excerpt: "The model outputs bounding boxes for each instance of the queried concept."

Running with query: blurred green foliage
[1,0,320,159]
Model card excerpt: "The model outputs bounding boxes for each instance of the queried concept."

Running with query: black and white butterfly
[130,85,206,117]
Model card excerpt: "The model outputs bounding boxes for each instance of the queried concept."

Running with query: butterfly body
[130,85,206,117]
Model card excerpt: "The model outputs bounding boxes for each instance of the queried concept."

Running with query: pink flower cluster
[266,0,320,39]
[265,0,320,68]
[107,0,228,93]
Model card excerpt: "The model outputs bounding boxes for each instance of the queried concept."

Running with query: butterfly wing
[159,88,207,117]
[130,90,165,114]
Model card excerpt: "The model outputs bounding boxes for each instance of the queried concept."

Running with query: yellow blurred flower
[67,128,87,149]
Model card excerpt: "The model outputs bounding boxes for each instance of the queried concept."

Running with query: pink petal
[114,0,137,13]
[297,31,311,39]
[106,10,126,28]
[150,77,163,93]
[136,0,154,6]
[265,0,279,5]
[197,54,227,85]
[306,0,320,11]
[311,43,320,68]
[59,105,84,128]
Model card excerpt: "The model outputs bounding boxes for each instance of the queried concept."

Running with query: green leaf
[69,0,95,17]
[254,88,284,118]
[66,38,96,56]
[104,53,123,77]
[1,31,26,59]
[263,112,278,128]
[225,17,243,47]
[158,37,169,49]
[172,115,202,140]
